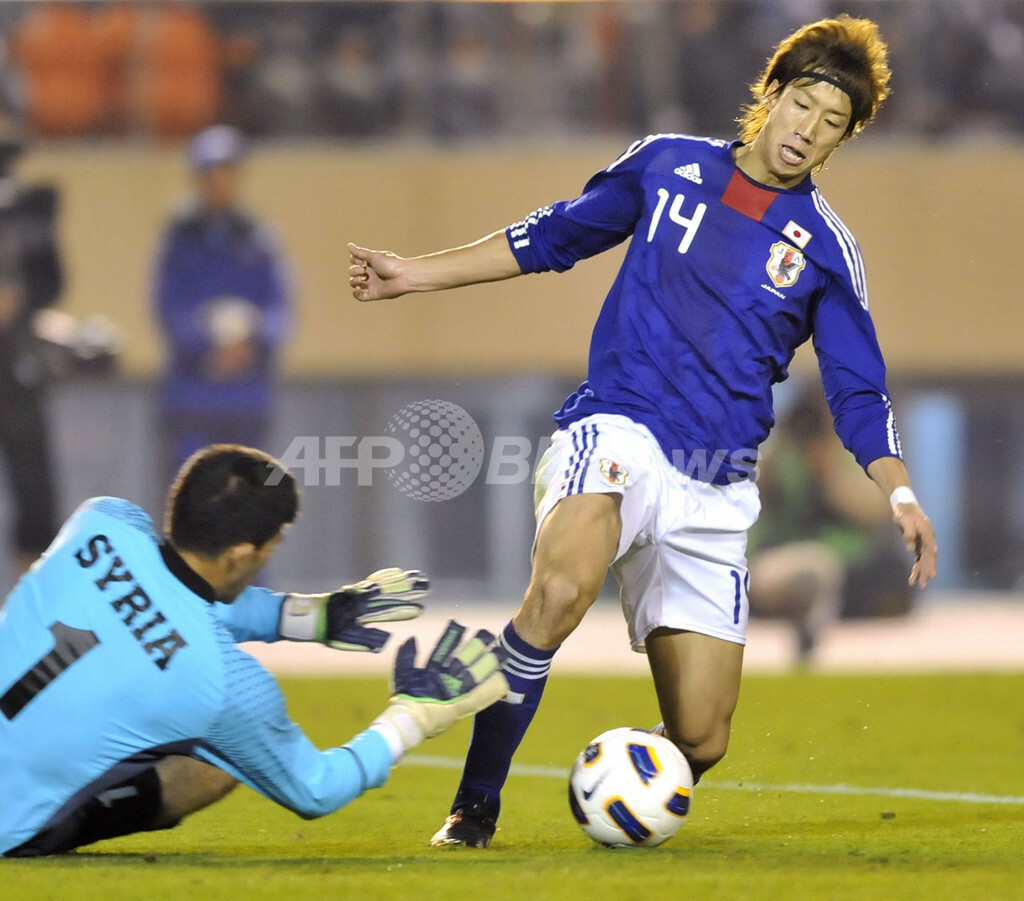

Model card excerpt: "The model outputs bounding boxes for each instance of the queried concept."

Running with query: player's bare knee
[662,721,729,777]
[688,740,728,778]
[681,741,728,782]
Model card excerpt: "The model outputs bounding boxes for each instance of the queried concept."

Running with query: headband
[785,70,866,129]
[789,70,854,99]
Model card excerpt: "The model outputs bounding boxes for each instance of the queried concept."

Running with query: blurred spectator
[748,384,913,663]
[217,26,264,135]
[247,8,317,136]
[661,1,762,138]
[151,125,292,486]
[8,0,1024,143]
[0,129,63,581]
[584,4,629,133]
[974,1,1024,133]
[497,3,567,136]
[433,19,500,140]
[315,26,393,137]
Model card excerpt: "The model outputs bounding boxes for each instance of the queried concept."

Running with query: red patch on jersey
[721,170,777,222]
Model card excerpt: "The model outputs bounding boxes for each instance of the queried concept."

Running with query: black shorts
[4,765,172,858]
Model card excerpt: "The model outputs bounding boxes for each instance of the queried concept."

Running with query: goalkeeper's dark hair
[165,444,298,555]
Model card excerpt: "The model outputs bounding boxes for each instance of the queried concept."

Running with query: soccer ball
[568,727,693,848]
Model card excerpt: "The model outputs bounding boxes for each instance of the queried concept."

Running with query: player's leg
[514,491,622,648]
[152,755,238,827]
[433,415,653,848]
[645,629,744,782]
[2,757,236,857]
[432,491,622,847]
[617,465,759,783]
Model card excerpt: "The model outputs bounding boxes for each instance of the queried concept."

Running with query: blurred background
[0,0,1021,619]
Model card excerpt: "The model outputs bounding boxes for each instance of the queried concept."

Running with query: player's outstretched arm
[371,619,508,756]
[866,457,938,588]
[348,230,521,302]
[279,567,428,652]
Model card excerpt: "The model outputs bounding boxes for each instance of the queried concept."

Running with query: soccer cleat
[429,804,497,848]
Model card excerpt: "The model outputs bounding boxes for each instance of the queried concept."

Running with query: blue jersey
[0,498,391,854]
[507,135,900,484]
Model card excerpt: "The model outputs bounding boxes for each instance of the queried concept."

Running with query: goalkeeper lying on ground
[0,444,507,857]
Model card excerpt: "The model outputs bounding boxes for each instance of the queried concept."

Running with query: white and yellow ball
[569,727,693,848]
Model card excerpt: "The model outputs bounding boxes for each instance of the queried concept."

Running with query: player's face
[748,79,852,188]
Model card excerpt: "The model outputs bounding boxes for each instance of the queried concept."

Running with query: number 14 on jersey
[647,188,707,254]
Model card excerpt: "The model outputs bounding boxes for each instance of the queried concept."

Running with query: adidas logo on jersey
[674,163,703,184]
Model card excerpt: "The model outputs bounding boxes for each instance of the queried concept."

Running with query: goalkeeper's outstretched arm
[371,620,508,758]
[215,566,428,650]
[279,567,429,652]
[202,620,507,820]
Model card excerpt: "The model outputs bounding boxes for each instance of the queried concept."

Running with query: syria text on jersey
[74,534,188,670]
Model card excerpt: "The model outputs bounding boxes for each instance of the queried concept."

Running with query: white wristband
[369,720,407,765]
[278,593,326,641]
[889,486,918,511]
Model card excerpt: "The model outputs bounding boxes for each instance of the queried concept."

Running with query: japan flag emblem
[599,458,628,487]
[766,241,806,288]
[782,220,812,248]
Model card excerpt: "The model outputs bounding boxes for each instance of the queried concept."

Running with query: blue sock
[451,621,557,819]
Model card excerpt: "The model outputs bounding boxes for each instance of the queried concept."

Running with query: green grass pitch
[5,671,1023,900]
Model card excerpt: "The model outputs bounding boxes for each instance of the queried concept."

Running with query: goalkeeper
[0,444,507,857]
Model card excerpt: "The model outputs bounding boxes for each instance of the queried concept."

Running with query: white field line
[404,754,1024,806]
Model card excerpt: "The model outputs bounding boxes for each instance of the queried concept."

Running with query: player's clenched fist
[348,242,413,301]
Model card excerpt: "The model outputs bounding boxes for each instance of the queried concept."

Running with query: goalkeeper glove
[372,620,508,756]
[279,567,428,652]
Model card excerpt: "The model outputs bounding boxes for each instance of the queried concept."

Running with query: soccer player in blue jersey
[0,444,507,856]
[349,16,938,848]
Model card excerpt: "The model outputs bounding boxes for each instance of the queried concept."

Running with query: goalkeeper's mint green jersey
[0,497,391,854]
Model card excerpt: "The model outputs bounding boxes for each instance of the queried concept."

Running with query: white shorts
[533,414,761,651]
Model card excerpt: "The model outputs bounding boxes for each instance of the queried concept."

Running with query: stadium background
[2,0,1023,611]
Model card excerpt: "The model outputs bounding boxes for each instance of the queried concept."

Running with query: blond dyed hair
[738,15,892,143]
